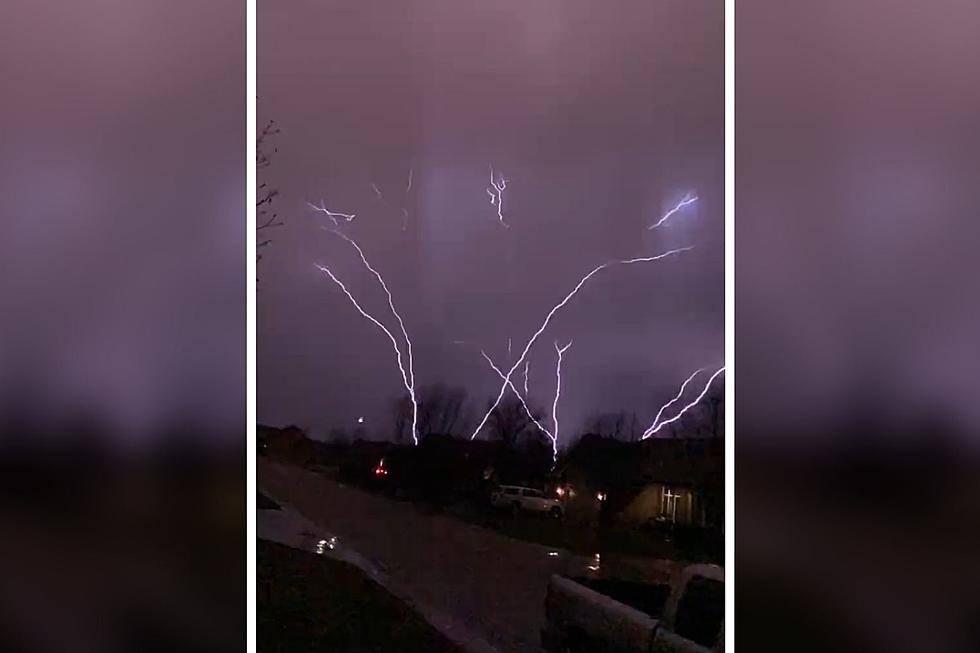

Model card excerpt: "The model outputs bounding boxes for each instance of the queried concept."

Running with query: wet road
[259,459,675,653]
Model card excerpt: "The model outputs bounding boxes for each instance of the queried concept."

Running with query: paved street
[259,459,676,652]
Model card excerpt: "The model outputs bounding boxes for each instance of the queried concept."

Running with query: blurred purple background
[0,2,243,651]
[0,0,244,447]
[738,2,980,652]
[738,0,980,448]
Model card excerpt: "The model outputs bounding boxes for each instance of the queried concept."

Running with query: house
[557,435,723,530]
[258,424,316,465]
[623,437,724,529]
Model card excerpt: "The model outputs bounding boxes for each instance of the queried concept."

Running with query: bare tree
[585,410,631,439]
[707,382,724,438]
[392,395,412,444]
[256,118,282,273]
[417,384,470,437]
[391,384,470,442]
[328,427,350,445]
[487,396,546,449]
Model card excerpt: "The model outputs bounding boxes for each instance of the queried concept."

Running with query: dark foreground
[258,539,461,653]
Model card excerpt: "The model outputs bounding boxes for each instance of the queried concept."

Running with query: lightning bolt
[370,182,388,206]
[314,263,411,393]
[641,366,724,439]
[648,368,704,434]
[371,171,412,230]
[469,246,694,440]
[647,194,698,230]
[523,361,530,396]
[482,351,553,444]
[312,220,420,445]
[306,199,356,225]
[551,340,572,464]
[487,165,510,227]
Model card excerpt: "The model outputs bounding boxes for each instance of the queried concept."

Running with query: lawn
[258,539,460,653]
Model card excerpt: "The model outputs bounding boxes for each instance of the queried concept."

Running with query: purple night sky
[0,1,244,444]
[738,0,980,446]
[258,1,724,442]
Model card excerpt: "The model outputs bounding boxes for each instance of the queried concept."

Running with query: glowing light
[647,194,698,230]
[469,247,694,441]
[357,416,364,424]
[597,492,606,501]
[548,551,559,557]
[641,366,725,439]
[487,165,510,227]
[555,487,565,497]
[587,553,601,572]
[316,539,327,555]
[306,199,355,226]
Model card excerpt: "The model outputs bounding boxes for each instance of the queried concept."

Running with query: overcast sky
[738,0,980,446]
[258,1,724,442]
[0,1,244,444]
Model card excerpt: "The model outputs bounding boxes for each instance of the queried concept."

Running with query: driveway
[259,459,676,653]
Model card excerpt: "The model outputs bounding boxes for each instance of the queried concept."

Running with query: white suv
[491,485,564,518]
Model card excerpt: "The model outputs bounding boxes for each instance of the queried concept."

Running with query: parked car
[491,485,564,517]
[541,563,724,652]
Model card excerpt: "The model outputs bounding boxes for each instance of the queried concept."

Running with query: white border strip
[246,0,257,649]
[724,0,735,648]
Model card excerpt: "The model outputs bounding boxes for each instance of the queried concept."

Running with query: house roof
[561,434,723,490]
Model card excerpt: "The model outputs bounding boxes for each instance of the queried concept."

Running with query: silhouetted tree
[706,382,724,438]
[328,427,350,445]
[487,396,546,449]
[392,384,471,441]
[392,395,412,444]
[586,410,632,440]
[256,118,282,275]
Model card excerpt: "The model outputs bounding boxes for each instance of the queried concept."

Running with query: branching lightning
[647,194,698,230]
[469,246,694,440]
[311,200,420,445]
[487,165,510,227]
[641,366,724,439]
[307,199,356,226]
